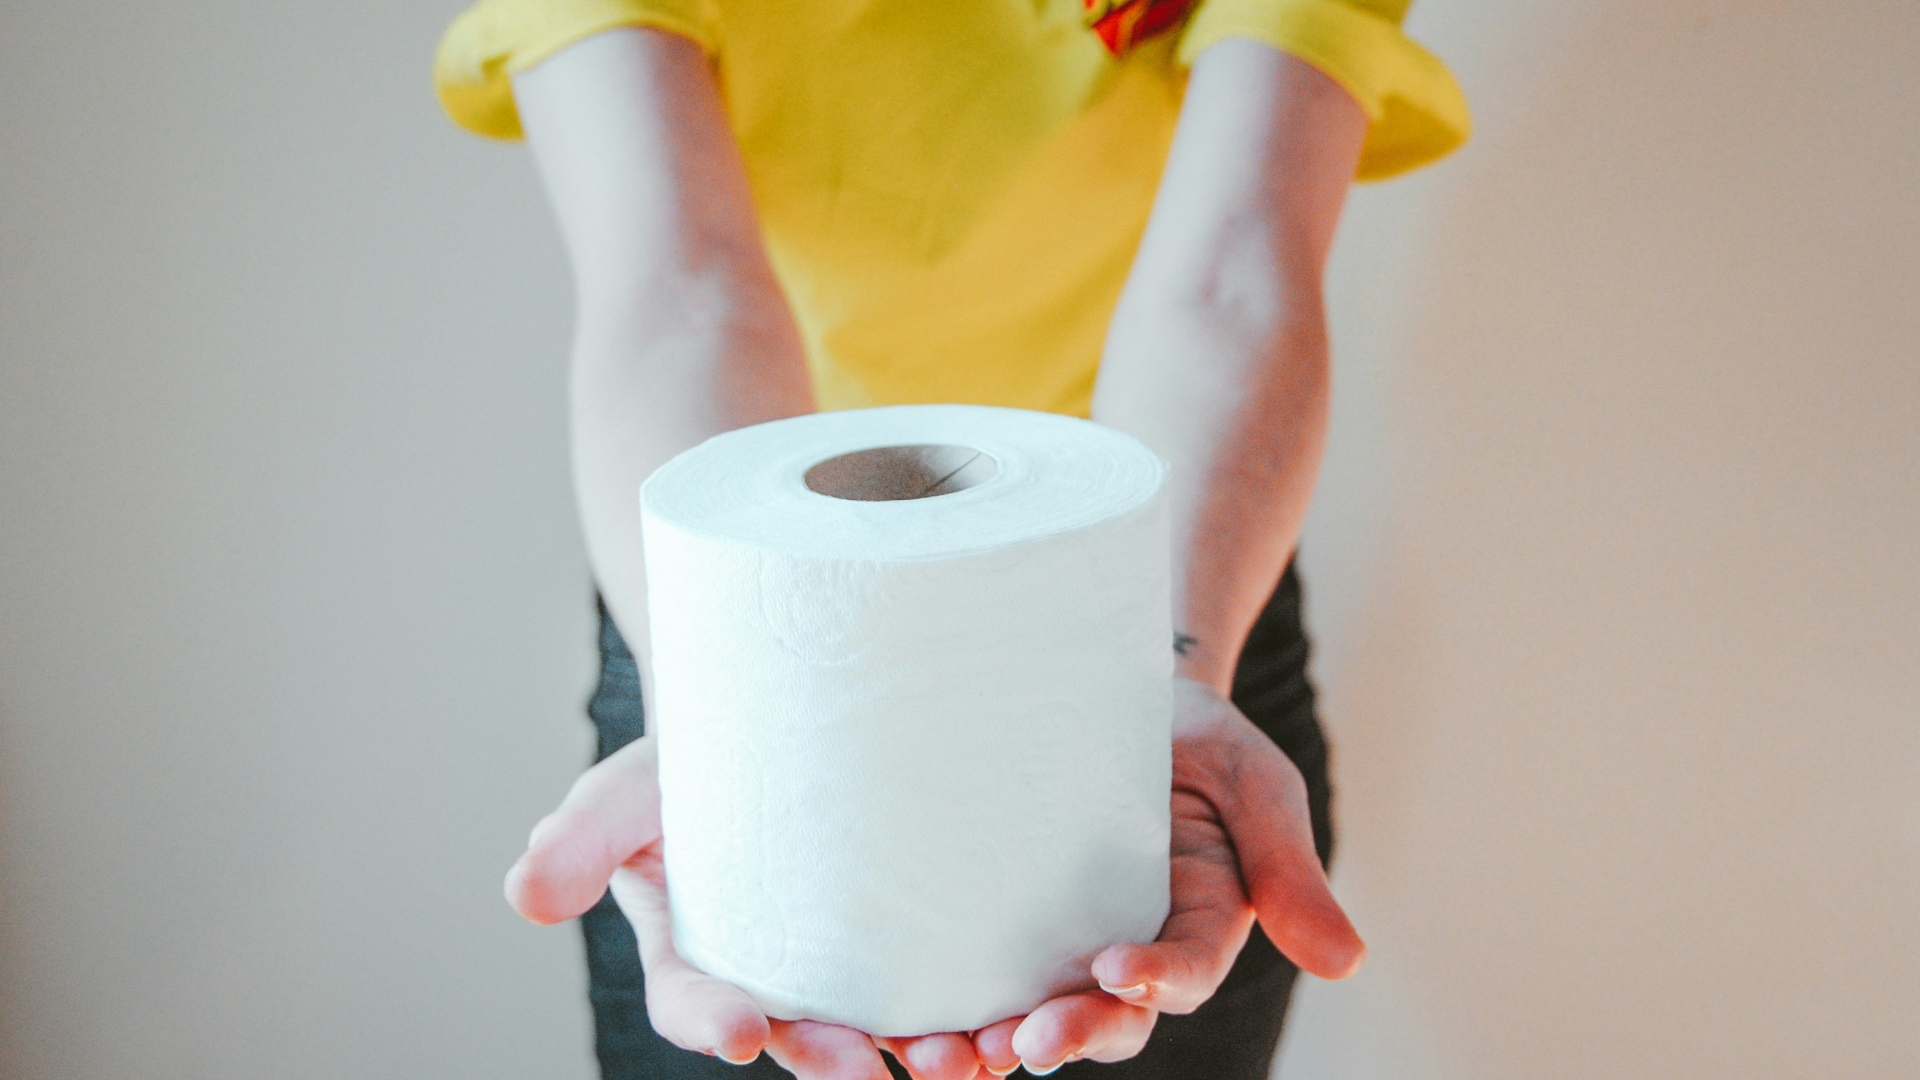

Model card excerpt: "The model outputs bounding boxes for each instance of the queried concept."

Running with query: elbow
[567,257,771,363]
[1108,276,1330,381]
[565,216,783,341]
[1116,226,1329,368]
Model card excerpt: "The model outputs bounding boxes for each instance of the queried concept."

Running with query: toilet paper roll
[641,404,1173,1037]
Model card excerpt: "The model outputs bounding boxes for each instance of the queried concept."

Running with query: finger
[505,736,663,924]
[1009,991,1156,1073]
[874,1032,981,1080]
[971,1017,1024,1076]
[1217,736,1366,979]
[1091,792,1255,1013]
[766,1019,892,1080]
[1089,909,1253,1016]
[608,850,771,1064]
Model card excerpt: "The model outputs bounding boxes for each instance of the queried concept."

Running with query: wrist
[1172,642,1233,698]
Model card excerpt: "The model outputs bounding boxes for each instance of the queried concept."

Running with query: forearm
[1095,296,1329,694]
[569,262,810,665]
[1091,40,1366,694]
[516,28,813,665]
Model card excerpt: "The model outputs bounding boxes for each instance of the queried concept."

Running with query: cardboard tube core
[804,444,998,502]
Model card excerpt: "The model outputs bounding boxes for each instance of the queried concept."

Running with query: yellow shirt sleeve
[1179,0,1470,180]
[433,0,718,140]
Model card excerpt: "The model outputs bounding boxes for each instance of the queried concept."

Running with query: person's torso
[713,0,1190,415]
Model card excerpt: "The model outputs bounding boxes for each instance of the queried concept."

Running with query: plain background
[1,0,1913,1077]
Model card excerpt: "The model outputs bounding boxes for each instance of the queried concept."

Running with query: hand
[505,677,1361,1078]
[504,736,993,1080]
[965,677,1365,1075]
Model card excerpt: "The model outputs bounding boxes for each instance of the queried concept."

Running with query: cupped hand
[504,736,993,1080]
[968,677,1366,1075]
[506,675,1361,1078]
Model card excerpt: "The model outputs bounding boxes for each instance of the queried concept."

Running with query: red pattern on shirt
[1083,0,1201,55]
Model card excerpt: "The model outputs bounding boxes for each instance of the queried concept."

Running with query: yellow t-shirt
[435,0,1467,416]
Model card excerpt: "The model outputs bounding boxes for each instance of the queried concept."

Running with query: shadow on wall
[1284,1,1920,1077]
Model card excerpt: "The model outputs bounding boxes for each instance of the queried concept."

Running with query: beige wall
[0,1,598,1076]
[1,1,1912,1078]
[1283,1,1920,1076]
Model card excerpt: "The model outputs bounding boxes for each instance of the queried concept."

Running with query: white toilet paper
[640,404,1173,1037]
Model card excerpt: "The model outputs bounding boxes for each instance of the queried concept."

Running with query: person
[433,3,1466,1078]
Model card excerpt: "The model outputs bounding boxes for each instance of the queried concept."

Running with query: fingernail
[984,1064,1019,1077]
[1023,1061,1065,1076]
[718,1050,759,1065]
[1098,981,1148,1001]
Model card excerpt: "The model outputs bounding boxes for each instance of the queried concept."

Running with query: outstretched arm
[506,28,992,1080]
[515,26,813,670]
[1095,37,1364,693]
[970,39,1372,1076]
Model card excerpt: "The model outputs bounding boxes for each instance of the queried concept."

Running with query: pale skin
[505,27,1370,1080]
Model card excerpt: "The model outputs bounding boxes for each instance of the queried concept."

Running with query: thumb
[506,736,664,924]
[1217,732,1365,979]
